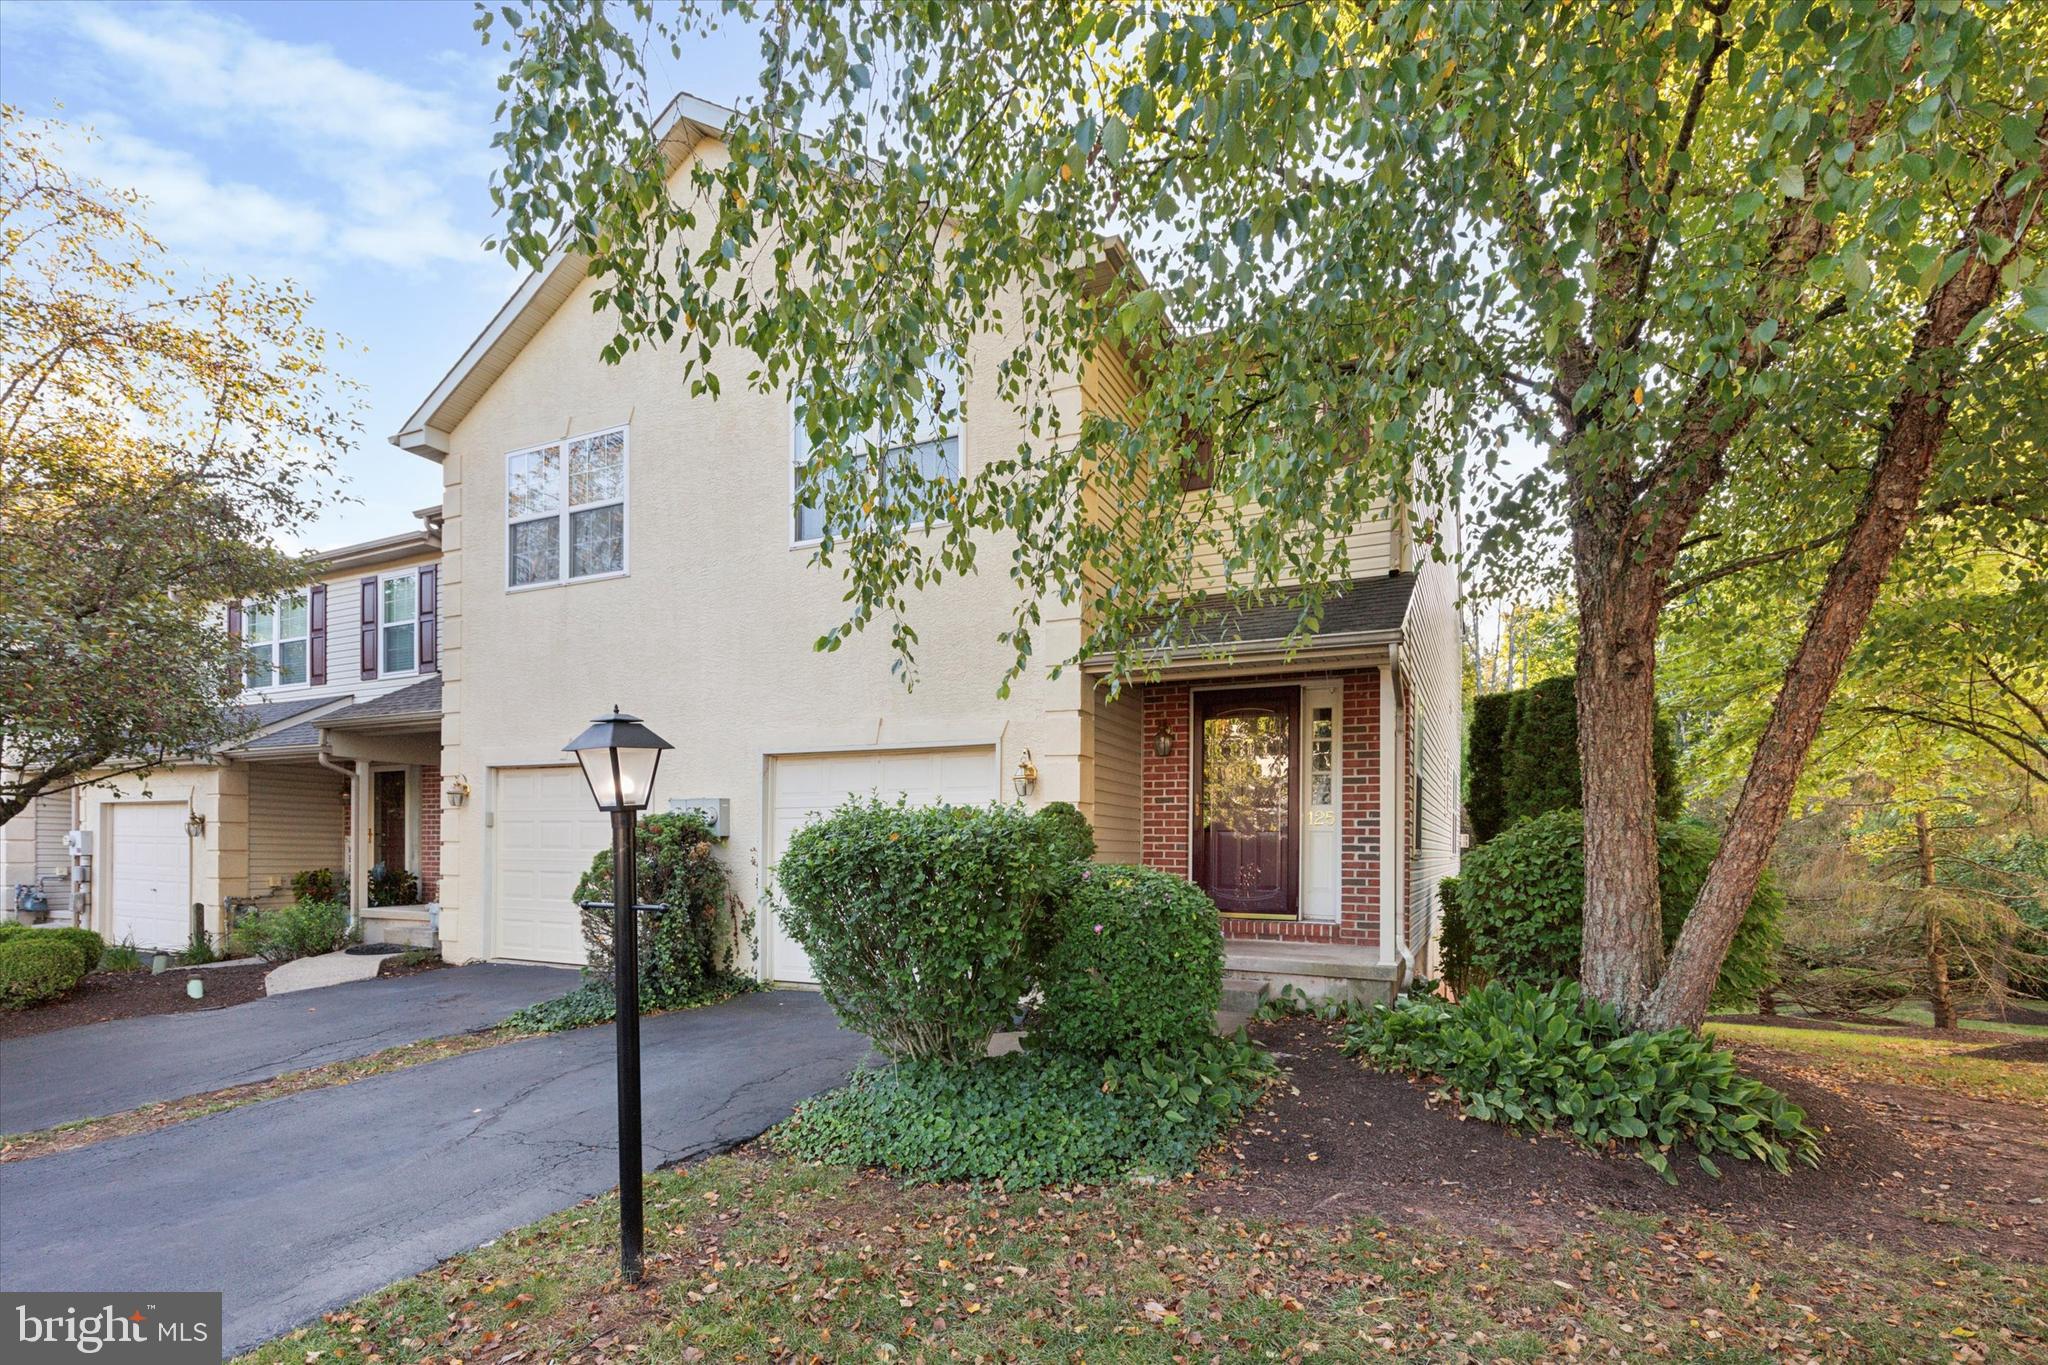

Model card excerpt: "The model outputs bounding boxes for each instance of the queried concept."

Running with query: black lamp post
[564,705,672,1285]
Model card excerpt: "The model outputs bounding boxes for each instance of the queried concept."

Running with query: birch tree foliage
[0,108,356,822]
[483,1,2047,1027]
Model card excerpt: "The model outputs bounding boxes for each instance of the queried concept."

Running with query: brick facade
[1138,669,1384,949]
[419,765,441,902]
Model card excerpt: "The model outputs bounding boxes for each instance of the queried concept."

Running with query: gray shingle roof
[238,720,326,752]
[228,696,336,732]
[1112,572,1418,658]
[316,676,442,728]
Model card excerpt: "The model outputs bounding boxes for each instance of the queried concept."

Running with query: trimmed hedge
[1468,676,1680,843]
[770,1035,1272,1186]
[1346,981,1819,1181]
[0,934,88,1009]
[1034,865,1223,1059]
[774,800,1051,1065]
[1445,809,1780,1007]
[44,927,105,978]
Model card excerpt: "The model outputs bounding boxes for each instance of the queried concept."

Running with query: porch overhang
[1078,572,1417,680]
[1080,634,1398,681]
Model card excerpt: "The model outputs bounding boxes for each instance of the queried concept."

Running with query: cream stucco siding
[74,764,243,943]
[430,140,1095,967]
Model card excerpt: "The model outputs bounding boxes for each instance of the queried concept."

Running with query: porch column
[1379,664,1404,967]
[349,758,372,930]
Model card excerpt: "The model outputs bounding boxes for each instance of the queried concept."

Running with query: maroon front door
[1195,688,1299,917]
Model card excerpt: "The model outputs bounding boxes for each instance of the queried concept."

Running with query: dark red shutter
[226,601,243,641]
[418,565,438,672]
[359,576,379,679]
[308,584,328,685]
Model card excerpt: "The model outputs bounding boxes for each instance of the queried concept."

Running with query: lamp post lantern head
[564,706,673,812]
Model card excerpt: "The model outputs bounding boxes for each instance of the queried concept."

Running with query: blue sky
[0,0,763,549]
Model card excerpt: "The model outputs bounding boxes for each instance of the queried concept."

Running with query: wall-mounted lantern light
[1012,748,1039,800]
[563,705,673,1287]
[444,774,472,808]
[1153,727,1175,758]
[184,812,207,838]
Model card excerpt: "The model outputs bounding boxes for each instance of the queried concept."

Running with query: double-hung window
[506,425,628,588]
[793,353,961,544]
[380,570,419,674]
[242,594,310,689]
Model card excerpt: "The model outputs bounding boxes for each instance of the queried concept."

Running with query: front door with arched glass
[1194,688,1299,917]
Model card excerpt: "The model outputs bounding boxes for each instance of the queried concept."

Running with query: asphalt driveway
[0,963,573,1133]
[0,989,869,1357]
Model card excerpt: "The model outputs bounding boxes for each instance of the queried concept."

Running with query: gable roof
[391,93,735,460]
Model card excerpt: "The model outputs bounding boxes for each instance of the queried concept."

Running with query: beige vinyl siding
[33,792,73,919]
[1402,527,1463,959]
[1088,683,1144,864]
[1186,493,1401,593]
[246,764,348,906]
[1076,342,1144,607]
[233,552,441,711]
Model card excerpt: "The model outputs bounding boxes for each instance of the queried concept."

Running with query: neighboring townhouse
[393,93,1461,1000]
[67,511,446,951]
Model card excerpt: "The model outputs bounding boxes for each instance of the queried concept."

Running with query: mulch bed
[376,953,447,980]
[1967,1037,2048,1064]
[1199,1018,2048,1259]
[0,964,271,1041]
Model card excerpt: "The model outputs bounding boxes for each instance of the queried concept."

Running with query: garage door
[107,803,191,951]
[765,746,997,984]
[490,766,612,965]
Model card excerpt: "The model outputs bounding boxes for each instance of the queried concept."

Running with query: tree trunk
[1639,126,2046,1033]
[1573,534,1666,1021]
[1917,810,1957,1031]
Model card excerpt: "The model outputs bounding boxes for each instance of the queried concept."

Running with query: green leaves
[1345,982,1821,1183]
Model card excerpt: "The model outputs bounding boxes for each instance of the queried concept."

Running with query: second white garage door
[106,802,191,951]
[765,746,997,984]
[490,766,613,965]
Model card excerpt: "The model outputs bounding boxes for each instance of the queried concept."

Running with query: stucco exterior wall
[429,140,1094,966]
[74,763,243,942]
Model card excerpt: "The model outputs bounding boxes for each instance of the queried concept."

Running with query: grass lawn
[239,1151,2043,1363]
[1705,1020,2048,1108]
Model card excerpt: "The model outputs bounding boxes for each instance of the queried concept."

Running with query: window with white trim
[506,426,628,587]
[381,570,419,674]
[242,594,310,689]
[793,354,961,544]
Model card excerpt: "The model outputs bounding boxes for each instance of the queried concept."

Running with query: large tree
[0,108,354,823]
[483,1,2047,1028]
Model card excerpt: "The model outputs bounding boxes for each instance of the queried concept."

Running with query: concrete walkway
[0,990,869,1358]
[0,963,574,1133]
[264,948,384,994]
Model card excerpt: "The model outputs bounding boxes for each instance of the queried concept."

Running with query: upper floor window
[243,594,310,689]
[507,426,627,588]
[793,354,961,544]
[380,570,419,674]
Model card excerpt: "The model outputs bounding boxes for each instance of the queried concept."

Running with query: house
[64,512,446,952]
[392,93,1461,1001]
[3,789,79,924]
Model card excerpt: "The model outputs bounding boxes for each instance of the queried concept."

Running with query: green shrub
[574,809,747,1008]
[1437,876,1480,995]
[44,927,106,978]
[228,898,356,963]
[1467,676,1680,843]
[1034,865,1222,1059]
[1345,981,1818,1182]
[771,1034,1273,1185]
[100,937,143,972]
[367,865,421,908]
[773,800,1050,1065]
[0,921,28,944]
[291,868,344,902]
[1446,809,1780,1007]
[0,935,88,1009]
[179,929,220,966]
[1031,801,1097,866]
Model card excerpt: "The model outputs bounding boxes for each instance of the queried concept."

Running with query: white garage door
[107,803,190,951]
[490,766,612,965]
[765,745,997,984]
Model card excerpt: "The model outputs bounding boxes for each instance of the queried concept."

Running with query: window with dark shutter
[359,576,379,679]
[309,584,328,685]
[418,565,438,671]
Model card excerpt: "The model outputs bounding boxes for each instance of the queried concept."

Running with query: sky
[0,0,764,549]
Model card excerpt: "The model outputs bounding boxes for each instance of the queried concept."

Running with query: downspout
[316,742,365,935]
[1385,643,1416,985]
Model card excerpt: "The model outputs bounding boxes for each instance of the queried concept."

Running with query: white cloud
[40,2,498,278]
